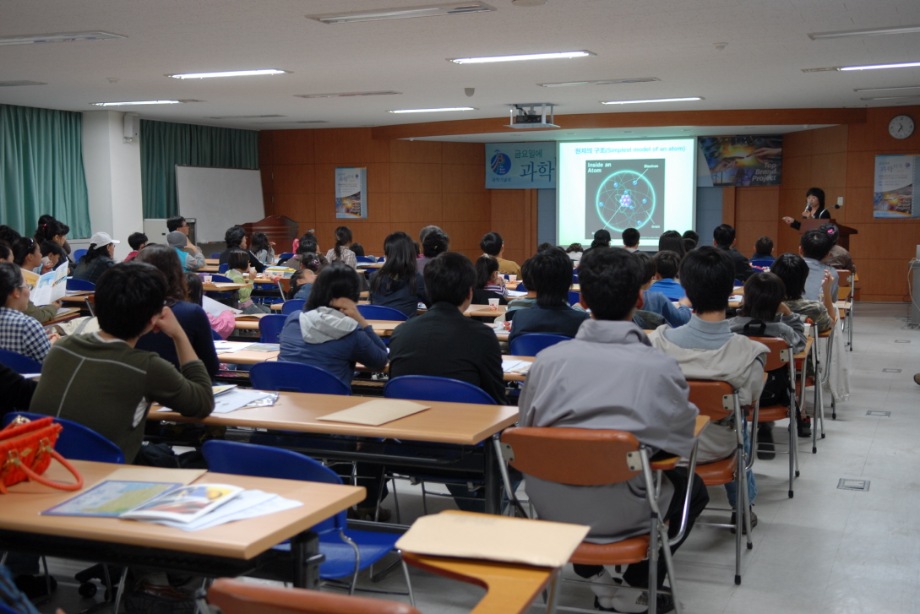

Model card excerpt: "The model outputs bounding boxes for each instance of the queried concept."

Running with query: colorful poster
[873,155,919,218]
[485,142,556,189]
[335,167,367,219]
[699,136,783,186]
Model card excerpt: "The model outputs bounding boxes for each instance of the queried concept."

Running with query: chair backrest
[211,274,233,283]
[207,577,422,614]
[384,375,495,404]
[73,248,87,263]
[749,258,774,268]
[835,268,853,301]
[357,304,409,321]
[0,348,42,374]
[258,314,288,343]
[278,251,295,262]
[250,361,351,395]
[501,426,641,486]
[66,277,95,291]
[515,282,527,292]
[509,333,570,357]
[3,412,125,463]
[686,380,735,422]
[356,256,376,264]
[567,290,580,306]
[745,336,791,372]
[281,299,306,315]
[218,263,229,273]
[210,328,223,341]
[201,440,342,533]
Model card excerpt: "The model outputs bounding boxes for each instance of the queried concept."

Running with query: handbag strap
[1,443,84,493]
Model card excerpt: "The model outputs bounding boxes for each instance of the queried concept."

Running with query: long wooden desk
[154,392,519,514]
[45,306,82,326]
[0,460,363,588]
[215,341,280,365]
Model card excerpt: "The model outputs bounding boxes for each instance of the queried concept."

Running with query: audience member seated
[279,262,388,387]
[350,242,366,258]
[417,227,449,274]
[30,262,214,463]
[649,246,767,523]
[508,248,587,343]
[285,233,326,271]
[750,236,775,265]
[585,229,611,256]
[225,249,270,314]
[730,271,807,452]
[682,229,699,250]
[135,245,220,378]
[8,234,60,324]
[657,229,686,259]
[472,255,507,305]
[621,227,640,253]
[389,252,507,404]
[819,224,855,273]
[289,255,323,300]
[480,231,521,277]
[0,362,36,420]
[218,225,266,274]
[799,228,839,302]
[369,232,428,318]
[770,253,835,334]
[34,217,72,270]
[565,242,584,264]
[325,226,358,270]
[38,240,66,274]
[712,223,753,282]
[634,251,690,328]
[518,246,708,613]
[124,232,148,262]
[0,262,57,363]
[250,232,276,266]
[73,231,119,284]
[166,231,205,271]
[648,250,686,301]
[186,272,234,340]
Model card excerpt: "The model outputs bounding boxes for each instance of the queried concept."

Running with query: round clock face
[889,114,915,140]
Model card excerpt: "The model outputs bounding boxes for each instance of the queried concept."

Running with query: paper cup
[203,275,212,283]
[508,274,517,283]
[488,298,499,309]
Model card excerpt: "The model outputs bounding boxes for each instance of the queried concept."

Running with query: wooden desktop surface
[215,341,280,365]
[45,307,82,325]
[155,392,519,446]
[0,460,363,561]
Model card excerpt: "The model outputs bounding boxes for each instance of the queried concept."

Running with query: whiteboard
[176,166,264,243]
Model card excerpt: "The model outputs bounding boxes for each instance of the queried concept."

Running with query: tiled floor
[36,303,920,613]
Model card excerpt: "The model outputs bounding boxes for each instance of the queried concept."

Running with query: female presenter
[782,187,831,230]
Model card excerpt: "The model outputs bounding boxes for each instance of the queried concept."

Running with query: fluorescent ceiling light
[309,2,495,24]
[167,69,288,79]
[0,80,46,87]
[859,95,920,101]
[208,114,286,119]
[296,91,401,99]
[854,84,920,92]
[809,25,920,40]
[601,96,702,105]
[91,100,182,107]
[449,50,594,64]
[388,107,476,114]
[539,77,659,87]
[0,31,125,46]
[839,61,920,72]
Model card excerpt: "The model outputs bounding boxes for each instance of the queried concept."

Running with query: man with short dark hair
[519,247,707,613]
[800,228,839,301]
[508,248,587,342]
[712,223,753,282]
[389,252,507,404]
[30,262,213,462]
[480,231,521,277]
[621,227,640,252]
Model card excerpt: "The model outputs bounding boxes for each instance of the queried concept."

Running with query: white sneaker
[596,587,675,613]
[587,568,622,601]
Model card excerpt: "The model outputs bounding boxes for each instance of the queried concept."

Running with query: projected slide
[558,139,696,250]
[586,159,664,236]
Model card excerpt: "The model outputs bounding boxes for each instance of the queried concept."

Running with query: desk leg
[483,434,501,515]
[290,530,322,589]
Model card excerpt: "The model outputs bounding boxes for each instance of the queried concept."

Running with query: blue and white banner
[485,142,556,189]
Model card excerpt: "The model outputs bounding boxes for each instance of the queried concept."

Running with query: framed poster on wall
[335,167,367,219]
[873,155,919,218]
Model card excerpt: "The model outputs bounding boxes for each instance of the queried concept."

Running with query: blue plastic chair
[509,333,571,357]
[0,348,42,374]
[210,328,223,341]
[356,256,376,264]
[250,361,351,396]
[515,282,527,292]
[384,375,495,404]
[281,299,306,315]
[211,274,233,283]
[66,277,95,291]
[201,440,413,600]
[278,252,294,262]
[567,290,580,306]
[750,258,774,268]
[73,248,87,263]
[357,304,408,322]
[218,263,230,274]
[2,412,125,465]
[258,314,287,343]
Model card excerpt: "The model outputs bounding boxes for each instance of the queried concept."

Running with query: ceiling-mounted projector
[506,103,559,129]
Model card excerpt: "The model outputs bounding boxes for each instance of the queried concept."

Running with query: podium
[798,219,857,250]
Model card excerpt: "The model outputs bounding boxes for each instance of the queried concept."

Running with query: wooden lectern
[798,219,857,250]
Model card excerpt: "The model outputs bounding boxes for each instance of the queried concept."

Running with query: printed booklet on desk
[42,480,185,518]
[121,483,243,523]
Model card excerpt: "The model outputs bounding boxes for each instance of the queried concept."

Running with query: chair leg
[659,525,682,614]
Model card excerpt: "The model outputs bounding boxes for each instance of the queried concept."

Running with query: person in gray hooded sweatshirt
[278,261,388,387]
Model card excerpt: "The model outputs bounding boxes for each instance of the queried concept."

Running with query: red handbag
[0,416,83,494]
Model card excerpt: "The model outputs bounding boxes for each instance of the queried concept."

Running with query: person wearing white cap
[73,231,119,284]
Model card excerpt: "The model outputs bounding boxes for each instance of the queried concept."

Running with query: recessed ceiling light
[449,50,594,65]
[539,77,659,87]
[167,69,288,80]
[296,91,401,99]
[309,2,495,24]
[0,31,125,46]
[388,107,476,114]
[839,61,920,72]
[809,25,920,40]
[91,100,183,107]
[601,97,702,105]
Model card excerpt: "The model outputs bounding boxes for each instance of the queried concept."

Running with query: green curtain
[140,120,258,219]
[0,104,91,237]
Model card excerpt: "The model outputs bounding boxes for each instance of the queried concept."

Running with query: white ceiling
[2,0,920,142]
